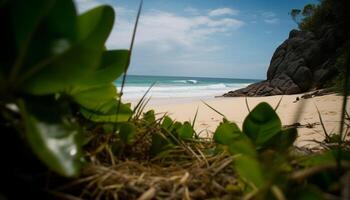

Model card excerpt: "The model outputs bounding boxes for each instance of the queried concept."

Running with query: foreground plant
[214,102,350,199]
[213,103,297,198]
[0,0,132,177]
[56,101,350,199]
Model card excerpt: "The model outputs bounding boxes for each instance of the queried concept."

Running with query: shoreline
[130,93,349,149]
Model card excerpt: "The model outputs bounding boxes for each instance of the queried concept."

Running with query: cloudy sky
[75,0,317,79]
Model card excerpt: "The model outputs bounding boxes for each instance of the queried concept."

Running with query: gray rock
[293,67,313,91]
[272,73,301,94]
[223,27,341,97]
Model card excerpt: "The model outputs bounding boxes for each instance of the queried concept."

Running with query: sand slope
[147,94,349,148]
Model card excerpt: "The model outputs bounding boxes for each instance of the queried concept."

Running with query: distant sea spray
[172,80,198,84]
[115,75,259,100]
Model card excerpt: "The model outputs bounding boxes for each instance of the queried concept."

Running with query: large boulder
[223,28,341,97]
[223,81,283,97]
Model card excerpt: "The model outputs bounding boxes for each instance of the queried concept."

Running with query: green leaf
[119,122,136,144]
[161,116,173,130]
[70,83,132,122]
[298,153,335,167]
[46,0,77,41]
[72,83,132,123]
[10,0,55,50]
[173,122,182,131]
[0,0,53,79]
[297,149,350,167]
[21,5,115,94]
[290,186,324,200]
[150,133,172,156]
[80,101,132,123]
[77,5,114,46]
[228,137,257,158]
[71,84,118,110]
[234,156,265,188]
[79,50,129,86]
[270,128,298,151]
[177,122,194,139]
[243,102,282,147]
[214,122,242,145]
[11,0,78,83]
[19,98,82,177]
[143,110,156,123]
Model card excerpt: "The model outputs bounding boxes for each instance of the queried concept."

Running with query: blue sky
[75,0,317,79]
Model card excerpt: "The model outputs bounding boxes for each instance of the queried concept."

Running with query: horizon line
[123,73,264,81]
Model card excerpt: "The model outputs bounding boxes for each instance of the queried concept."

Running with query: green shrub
[214,103,297,197]
[214,102,350,199]
[334,52,350,93]
[0,0,132,176]
[290,0,350,33]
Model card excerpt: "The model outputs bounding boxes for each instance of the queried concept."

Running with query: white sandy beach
[142,94,349,149]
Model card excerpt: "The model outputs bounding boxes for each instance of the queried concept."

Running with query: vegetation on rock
[290,0,350,92]
[224,0,350,97]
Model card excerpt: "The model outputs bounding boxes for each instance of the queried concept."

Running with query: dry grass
[48,105,350,200]
[52,135,240,200]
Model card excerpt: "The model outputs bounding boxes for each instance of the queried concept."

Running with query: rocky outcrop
[223,27,344,97]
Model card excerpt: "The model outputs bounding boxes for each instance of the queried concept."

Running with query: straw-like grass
[44,103,350,200]
[52,134,240,200]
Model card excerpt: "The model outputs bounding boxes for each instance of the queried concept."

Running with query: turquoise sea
[115,75,260,100]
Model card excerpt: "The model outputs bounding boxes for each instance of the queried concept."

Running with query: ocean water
[115,75,259,100]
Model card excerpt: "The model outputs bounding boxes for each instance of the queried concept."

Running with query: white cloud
[75,1,244,50]
[75,1,249,77]
[108,10,244,50]
[209,7,239,17]
[261,12,276,18]
[261,11,279,24]
[184,7,199,15]
[264,18,280,24]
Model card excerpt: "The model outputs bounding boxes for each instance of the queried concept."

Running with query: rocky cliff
[223,27,346,97]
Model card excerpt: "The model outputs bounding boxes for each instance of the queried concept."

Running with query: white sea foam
[117,83,251,99]
[172,79,198,84]
[172,80,187,83]
[186,80,198,84]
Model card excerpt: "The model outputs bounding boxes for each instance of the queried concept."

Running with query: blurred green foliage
[290,0,350,33]
[0,0,132,176]
[290,0,350,92]
[214,102,350,199]
[214,103,297,197]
